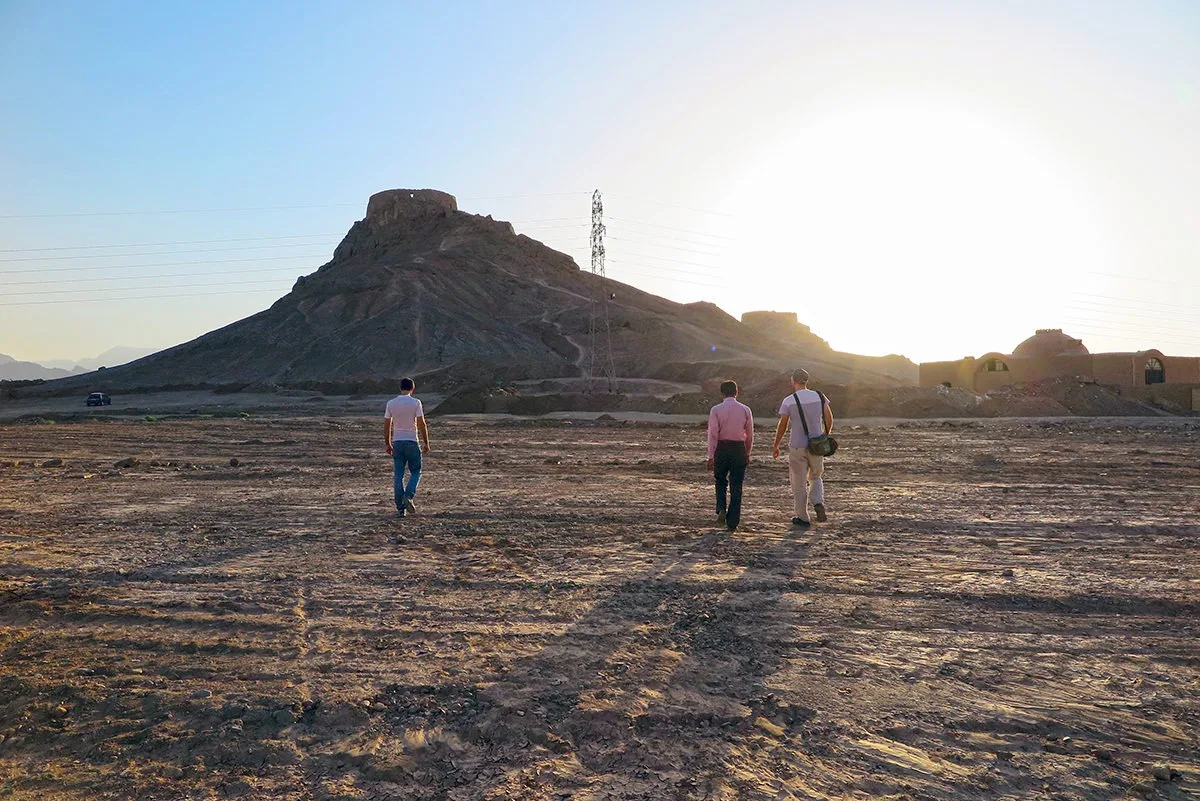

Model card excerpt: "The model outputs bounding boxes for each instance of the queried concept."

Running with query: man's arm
[416,416,430,454]
[384,418,393,454]
[772,414,789,459]
[743,406,754,459]
[706,408,718,470]
[823,403,834,434]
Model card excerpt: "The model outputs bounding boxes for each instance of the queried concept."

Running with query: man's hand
[706,458,714,471]
[421,444,430,455]
[773,415,790,462]
[386,443,393,456]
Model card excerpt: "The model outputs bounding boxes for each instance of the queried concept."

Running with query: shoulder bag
[793,391,838,457]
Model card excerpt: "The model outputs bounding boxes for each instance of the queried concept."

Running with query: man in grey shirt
[772,368,834,527]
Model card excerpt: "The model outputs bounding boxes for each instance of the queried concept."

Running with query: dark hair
[719,380,738,397]
[399,377,415,392]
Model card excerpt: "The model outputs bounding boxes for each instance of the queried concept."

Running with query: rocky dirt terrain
[0,415,1197,800]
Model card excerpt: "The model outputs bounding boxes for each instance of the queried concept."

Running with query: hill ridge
[26,189,915,394]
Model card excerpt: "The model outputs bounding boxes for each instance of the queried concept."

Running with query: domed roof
[1012,329,1089,359]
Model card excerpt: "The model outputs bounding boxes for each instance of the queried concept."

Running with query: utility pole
[586,189,617,393]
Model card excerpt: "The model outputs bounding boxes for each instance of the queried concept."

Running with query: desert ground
[0,412,1197,800]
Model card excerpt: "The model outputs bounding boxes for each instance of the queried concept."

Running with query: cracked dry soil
[0,416,1197,800]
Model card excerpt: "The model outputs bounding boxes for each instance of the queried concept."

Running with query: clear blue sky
[2,0,1198,363]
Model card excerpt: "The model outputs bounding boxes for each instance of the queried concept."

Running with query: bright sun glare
[727,103,1108,363]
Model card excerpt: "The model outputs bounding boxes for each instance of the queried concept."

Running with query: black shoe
[814,504,827,522]
[726,524,738,532]
[403,496,417,514]
[716,511,727,526]
[396,510,406,518]
[791,517,811,527]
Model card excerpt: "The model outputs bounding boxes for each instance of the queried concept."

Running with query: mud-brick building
[919,329,1200,410]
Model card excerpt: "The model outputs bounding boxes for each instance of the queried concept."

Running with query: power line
[0,287,289,307]
[605,192,740,219]
[1087,271,1200,292]
[1062,317,1200,346]
[1066,302,1200,325]
[1070,292,1200,316]
[0,213,728,260]
[0,202,360,220]
[0,193,598,220]
[459,191,591,201]
[606,259,726,286]
[4,276,293,298]
[0,252,327,276]
[1064,307,1198,333]
[1066,329,1200,353]
[607,216,736,241]
[1065,327,1199,351]
[0,232,341,254]
[1064,322,1200,347]
[0,265,306,288]
[0,239,336,263]
[512,223,590,233]
[607,226,733,250]
[607,264,724,289]
[612,250,723,272]
[1066,321,1199,346]
[607,235,725,258]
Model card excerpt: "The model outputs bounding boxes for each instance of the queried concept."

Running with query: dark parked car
[86,392,111,406]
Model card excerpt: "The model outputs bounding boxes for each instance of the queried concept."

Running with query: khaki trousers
[788,446,825,519]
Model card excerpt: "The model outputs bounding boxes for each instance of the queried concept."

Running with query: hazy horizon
[3,1,1198,365]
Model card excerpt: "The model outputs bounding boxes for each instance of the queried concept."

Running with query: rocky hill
[29,189,914,395]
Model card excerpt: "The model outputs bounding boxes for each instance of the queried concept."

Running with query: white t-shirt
[778,389,827,448]
[384,394,424,442]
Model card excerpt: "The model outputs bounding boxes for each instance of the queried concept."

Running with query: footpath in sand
[0,416,1197,800]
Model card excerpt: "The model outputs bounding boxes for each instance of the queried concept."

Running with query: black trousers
[713,440,749,527]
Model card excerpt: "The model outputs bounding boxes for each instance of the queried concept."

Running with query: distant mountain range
[0,346,157,381]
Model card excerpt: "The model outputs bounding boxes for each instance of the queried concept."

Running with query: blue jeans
[392,440,422,510]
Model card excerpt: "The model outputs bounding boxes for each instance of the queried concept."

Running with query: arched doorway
[980,358,1010,373]
[1145,357,1165,385]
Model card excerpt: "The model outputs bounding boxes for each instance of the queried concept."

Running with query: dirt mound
[734,380,983,419]
[978,394,1071,417]
[28,189,913,397]
[434,376,1174,420]
[434,387,711,416]
[981,376,1164,417]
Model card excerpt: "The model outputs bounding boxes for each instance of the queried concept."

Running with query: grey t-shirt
[384,394,424,443]
[778,389,827,448]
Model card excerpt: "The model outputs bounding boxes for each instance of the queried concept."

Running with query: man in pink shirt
[706,380,755,532]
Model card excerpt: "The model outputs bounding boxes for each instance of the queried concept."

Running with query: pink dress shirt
[707,397,754,460]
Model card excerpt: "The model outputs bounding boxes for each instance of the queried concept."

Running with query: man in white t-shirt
[384,377,431,517]
[772,368,834,527]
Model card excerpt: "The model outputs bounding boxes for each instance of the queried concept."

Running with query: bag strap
[792,390,829,438]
